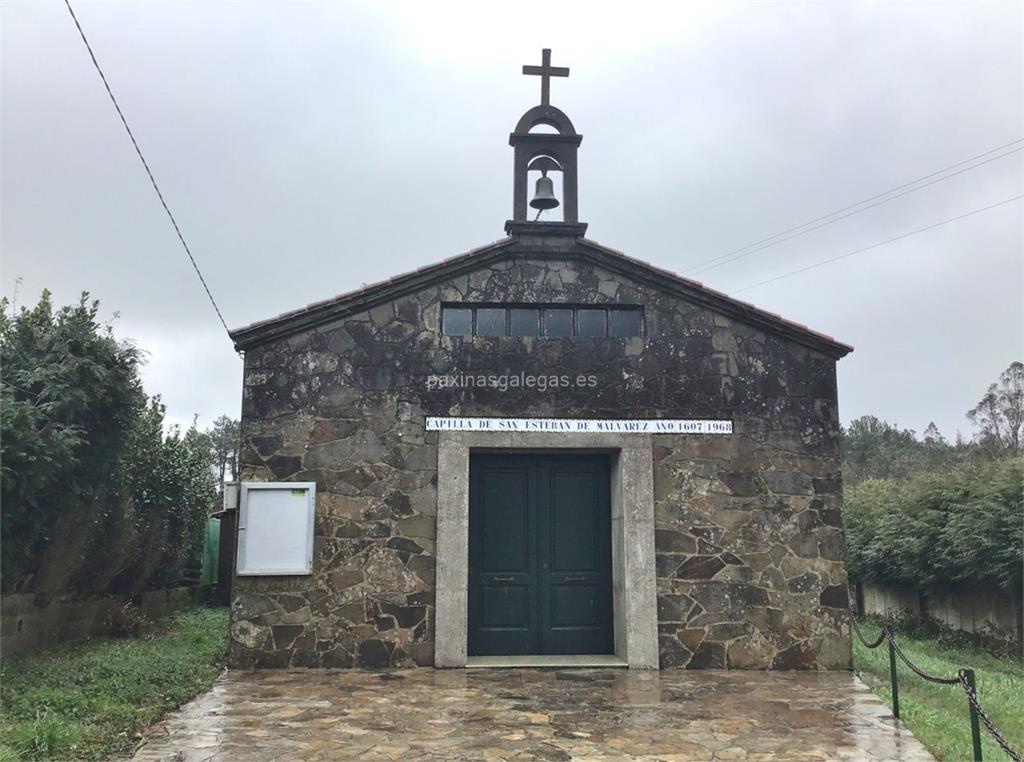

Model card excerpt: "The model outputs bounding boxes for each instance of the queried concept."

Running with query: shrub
[0,292,145,588]
[0,292,217,596]
[846,458,1024,590]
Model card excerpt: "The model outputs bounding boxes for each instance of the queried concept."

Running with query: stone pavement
[132,668,935,761]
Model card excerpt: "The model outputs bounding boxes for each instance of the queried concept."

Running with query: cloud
[3,1,1021,437]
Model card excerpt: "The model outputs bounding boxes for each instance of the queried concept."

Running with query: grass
[854,616,1024,761]
[0,606,228,761]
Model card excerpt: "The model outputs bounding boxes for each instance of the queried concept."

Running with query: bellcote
[506,49,586,236]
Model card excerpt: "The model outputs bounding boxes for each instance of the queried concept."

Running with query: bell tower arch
[508,50,584,228]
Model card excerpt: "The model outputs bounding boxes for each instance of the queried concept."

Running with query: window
[441,304,644,338]
[442,308,472,336]
[543,308,573,337]
[609,308,643,337]
[577,309,606,338]
[476,308,505,336]
[510,308,540,336]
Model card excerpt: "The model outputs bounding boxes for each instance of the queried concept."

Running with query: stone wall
[231,242,850,669]
[1,585,212,656]
[652,430,849,669]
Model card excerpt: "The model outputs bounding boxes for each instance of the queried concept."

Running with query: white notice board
[237,482,316,576]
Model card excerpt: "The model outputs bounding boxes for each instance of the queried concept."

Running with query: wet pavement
[132,668,935,761]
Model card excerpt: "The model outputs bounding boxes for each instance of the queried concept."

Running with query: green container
[200,517,221,585]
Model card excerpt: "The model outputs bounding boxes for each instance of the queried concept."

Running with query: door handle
[492,576,515,583]
[564,575,586,583]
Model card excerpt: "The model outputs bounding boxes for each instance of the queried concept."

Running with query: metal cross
[522,49,569,106]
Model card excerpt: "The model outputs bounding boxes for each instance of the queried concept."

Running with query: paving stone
[132,669,935,761]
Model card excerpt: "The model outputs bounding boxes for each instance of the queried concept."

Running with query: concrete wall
[860,582,1022,643]
[1,585,212,656]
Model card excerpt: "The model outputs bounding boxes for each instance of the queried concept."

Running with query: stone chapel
[226,50,854,670]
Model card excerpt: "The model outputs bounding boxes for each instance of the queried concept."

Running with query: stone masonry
[229,231,852,670]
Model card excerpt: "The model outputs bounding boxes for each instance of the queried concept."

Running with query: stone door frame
[434,431,659,668]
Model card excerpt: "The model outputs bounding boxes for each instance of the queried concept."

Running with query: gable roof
[229,235,853,358]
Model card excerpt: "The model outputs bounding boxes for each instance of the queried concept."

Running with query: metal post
[963,669,983,761]
[887,629,900,720]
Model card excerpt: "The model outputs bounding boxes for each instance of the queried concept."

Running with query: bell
[529,171,560,211]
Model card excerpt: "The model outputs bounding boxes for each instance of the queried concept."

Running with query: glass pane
[543,309,573,337]
[475,308,506,336]
[577,309,606,337]
[443,307,472,336]
[509,308,540,336]
[609,309,643,337]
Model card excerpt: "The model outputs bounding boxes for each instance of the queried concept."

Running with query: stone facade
[229,230,852,670]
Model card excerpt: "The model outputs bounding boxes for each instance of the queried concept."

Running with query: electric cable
[64,0,232,338]
[733,193,1023,293]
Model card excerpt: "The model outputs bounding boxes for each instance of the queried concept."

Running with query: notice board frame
[236,482,316,576]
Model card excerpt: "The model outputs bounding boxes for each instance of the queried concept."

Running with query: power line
[685,139,1024,276]
[63,0,232,338]
[689,146,1023,277]
[733,193,1024,294]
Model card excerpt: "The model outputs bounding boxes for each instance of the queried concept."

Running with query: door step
[465,655,628,668]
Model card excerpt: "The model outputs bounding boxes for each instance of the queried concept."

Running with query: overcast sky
[3,1,1022,439]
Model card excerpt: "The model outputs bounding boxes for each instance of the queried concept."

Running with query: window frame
[440,303,645,339]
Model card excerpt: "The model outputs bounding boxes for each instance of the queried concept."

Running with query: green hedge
[845,458,1023,590]
[0,292,216,596]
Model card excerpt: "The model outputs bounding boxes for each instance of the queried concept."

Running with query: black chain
[959,671,1024,762]
[850,614,887,649]
[851,610,1023,760]
[884,631,961,685]
[850,611,960,682]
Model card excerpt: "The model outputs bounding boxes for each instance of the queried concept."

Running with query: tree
[967,361,1024,456]
[205,415,240,493]
[842,415,929,485]
[922,422,946,446]
[920,422,953,471]
[0,291,145,584]
[1,291,216,595]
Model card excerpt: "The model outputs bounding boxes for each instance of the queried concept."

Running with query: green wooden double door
[468,454,613,656]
